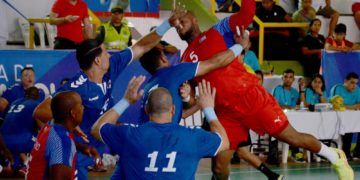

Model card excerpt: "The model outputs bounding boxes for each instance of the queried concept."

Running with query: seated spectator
[49,0,92,49]
[272,69,299,109]
[300,74,328,107]
[256,0,292,22]
[293,0,316,23]
[0,87,40,177]
[330,72,360,159]
[243,42,260,71]
[325,23,360,52]
[353,1,360,30]
[300,18,325,77]
[0,67,44,116]
[97,7,132,50]
[313,0,339,37]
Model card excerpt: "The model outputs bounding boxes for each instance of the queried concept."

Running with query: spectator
[313,0,339,37]
[300,18,325,77]
[354,1,360,30]
[255,70,264,85]
[0,87,40,177]
[243,42,260,71]
[330,72,360,159]
[50,0,92,49]
[272,69,300,109]
[0,67,44,115]
[97,6,132,50]
[325,23,360,52]
[300,74,327,107]
[293,0,316,23]
[256,0,292,22]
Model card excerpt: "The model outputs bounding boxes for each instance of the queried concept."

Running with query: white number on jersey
[144,151,177,173]
[190,51,199,63]
[8,104,25,113]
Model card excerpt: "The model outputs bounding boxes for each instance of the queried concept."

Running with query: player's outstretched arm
[196,26,250,77]
[131,7,186,60]
[33,97,53,124]
[198,80,229,152]
[91,76,146,140]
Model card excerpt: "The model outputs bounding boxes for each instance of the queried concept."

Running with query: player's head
[176,11,199,41]
[255,70,264,86]
[282,69,295,87]
[344,72,359,92]
[21,67,35,89]
[261,0,275,11]
[145,87,174,123]
[25,86,39,100]
[334,23,346,42]
[301,0,312,10]
[309,18,321,34]
[309,73,325,92]
[51,91,84,129]
[110,6,124,25]
[76,39,110,73]
[139,47,170,75]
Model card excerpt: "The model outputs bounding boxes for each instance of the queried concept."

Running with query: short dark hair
[283,69,295,75]
[76,39,103,71]
[255,70,264,80]
[335,23,346,34]
[308,73,326,92]
[346,72,359,80]
[25,86,39,100]
[309,18,321,28]
[21,67,35,74]
[139,47,163,75]
[51,91,79,124]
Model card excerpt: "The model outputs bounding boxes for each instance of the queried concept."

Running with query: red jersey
[51,0,89,43]
[27,124,77,180]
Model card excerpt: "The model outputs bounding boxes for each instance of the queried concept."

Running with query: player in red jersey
[175,0,354,179]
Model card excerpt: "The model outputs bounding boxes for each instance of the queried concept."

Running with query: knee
[236,148,250,158]
[212,162,229,175]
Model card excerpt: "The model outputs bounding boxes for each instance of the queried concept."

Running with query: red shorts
[353,3,360,14]
[217,85,289,150]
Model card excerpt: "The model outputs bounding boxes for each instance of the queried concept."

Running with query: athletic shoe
[331,148,354,180]
[277,174,285,180]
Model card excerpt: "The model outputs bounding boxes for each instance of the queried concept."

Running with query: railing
[27,18,51,49]
[253,16,308,64]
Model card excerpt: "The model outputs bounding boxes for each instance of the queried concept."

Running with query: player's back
[1,98,39,137]
[115,122,218,180]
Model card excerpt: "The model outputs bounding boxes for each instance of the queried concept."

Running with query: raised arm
[198,80,229,152]
[196,26,250,77]
[228,0,256,32]
[91,76,146,140]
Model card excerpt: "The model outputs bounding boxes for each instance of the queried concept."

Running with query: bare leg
[212,150,234,180]
[236,147,262,167]
[328,13,339,37]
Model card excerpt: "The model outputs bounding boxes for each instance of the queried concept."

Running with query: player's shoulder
[48,125,73,147]
[7,84,22,91]
[62,72,89,91]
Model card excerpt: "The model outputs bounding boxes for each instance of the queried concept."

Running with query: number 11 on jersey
[144,151,177,173]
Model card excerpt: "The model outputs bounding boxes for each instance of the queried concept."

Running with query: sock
[257,163,279,179]
[317,143,339,164]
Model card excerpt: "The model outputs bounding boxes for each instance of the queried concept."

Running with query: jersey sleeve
[99,123,131,154]
[291,89,299,107]
[228,0,256,33]
[51,0,63,14]
[1,88,16,103]
[45,130,75,167]
[82,2,89,18]
[272,86,282,100]
[109,48,133,81]
[193,128,222,158]
[170,63,199,86]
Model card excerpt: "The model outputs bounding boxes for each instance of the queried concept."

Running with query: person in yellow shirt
[97,7,132,50]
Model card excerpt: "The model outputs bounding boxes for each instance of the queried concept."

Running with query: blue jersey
[57,48,133,146]
[1,98,39,152]
[272,85,299,107]
[100,122,222,180]
[305,88,328,105]
[330,84,360,105]
[140,63,199,123]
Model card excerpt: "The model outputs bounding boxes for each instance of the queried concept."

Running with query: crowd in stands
[0,0,359,179]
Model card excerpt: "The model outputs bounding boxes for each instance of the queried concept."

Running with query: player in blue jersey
[33,9,188,180]
[91,77,229,179]
[138,30,248,124]
[0,67,44,117]
[0,87,40,176]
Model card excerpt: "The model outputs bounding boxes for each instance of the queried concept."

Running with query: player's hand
[1,148,14,165]
[74,126,89,143]
[298,78,306,91]
[198,80,216,109]
[179,82,191,100]
[169,3,187,27]
[234,26,250,50]
[124,76,146,104]
[64,15,79,23]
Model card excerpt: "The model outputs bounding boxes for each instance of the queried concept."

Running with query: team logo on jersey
[71,75,87,88]
[89,96,99,101]
[34,141,41,151]
[274,116,281,123]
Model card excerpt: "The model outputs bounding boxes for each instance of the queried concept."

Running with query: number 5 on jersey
[190,51,199,63]
[145,151,177,172]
